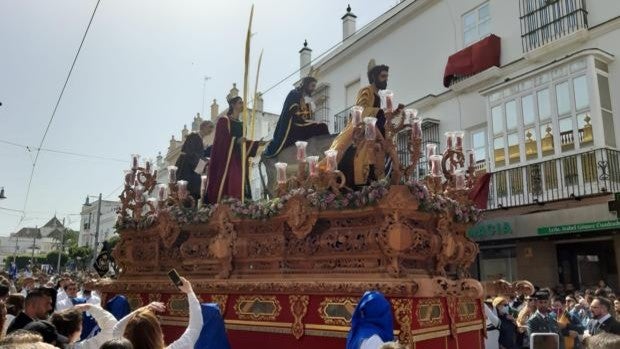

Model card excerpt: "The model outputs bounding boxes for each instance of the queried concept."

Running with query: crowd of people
[484,280,620,349]
[0,271,222,349]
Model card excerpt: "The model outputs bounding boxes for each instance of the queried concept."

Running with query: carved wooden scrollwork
[156,212,181,249]
[289,295,309,340]
[391,298,413,345]
[210,206,236,279]
[284,196,318,240]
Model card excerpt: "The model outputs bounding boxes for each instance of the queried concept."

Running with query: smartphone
[167,269,183,289]
[530,333,559,349]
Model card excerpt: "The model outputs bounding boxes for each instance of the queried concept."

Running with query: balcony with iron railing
[519,0,588,53]
[487,147,620,210]
[333,107,351,134]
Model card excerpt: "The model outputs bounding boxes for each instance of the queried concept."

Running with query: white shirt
[2,314,15,336]
[73,306,118,349]
[114,291,203,349]
[56,297,74,312]
[360,335,385,349]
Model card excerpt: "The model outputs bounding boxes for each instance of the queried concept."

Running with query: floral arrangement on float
[116,91,484,230]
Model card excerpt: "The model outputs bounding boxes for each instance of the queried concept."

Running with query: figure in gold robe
[328,62,403,188]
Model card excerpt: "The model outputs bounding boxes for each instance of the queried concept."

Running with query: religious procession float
[95,6,536,349]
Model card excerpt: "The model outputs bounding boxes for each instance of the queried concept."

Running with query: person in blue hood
[194,303,231,349]
[346,291,394,349]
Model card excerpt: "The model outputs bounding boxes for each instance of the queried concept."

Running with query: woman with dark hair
[100,338,134,349]
[206,96,260,203]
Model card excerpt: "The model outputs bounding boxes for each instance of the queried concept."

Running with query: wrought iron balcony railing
[488,147,620,210]
[519,0,588,52]
[333,107,351,134]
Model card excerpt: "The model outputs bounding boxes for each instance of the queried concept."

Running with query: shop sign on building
[537,220,620,236]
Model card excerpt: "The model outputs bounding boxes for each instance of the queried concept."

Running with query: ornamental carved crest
[285,196,318,239]
[156,212,181,249]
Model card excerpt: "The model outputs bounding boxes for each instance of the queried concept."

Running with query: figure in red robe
[206,96,259,204]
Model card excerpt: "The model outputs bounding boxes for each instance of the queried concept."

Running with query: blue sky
[0,0,395,232]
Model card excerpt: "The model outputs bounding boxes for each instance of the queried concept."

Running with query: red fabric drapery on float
[443,34,501,88]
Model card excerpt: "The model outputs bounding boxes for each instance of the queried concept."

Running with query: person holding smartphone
[113,274,203,349]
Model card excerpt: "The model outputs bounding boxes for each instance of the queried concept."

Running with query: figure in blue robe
[263,76,329,158]
[194,303,231,349]
[346,291,394,349]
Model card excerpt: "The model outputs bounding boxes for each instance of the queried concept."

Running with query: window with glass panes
[488,58,595,169]
[463,2,491,46]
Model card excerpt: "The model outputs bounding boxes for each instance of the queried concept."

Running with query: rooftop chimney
[299,40,312,78]
[342,4,357,40]
[192,112,203,131]
[210,99,219,121]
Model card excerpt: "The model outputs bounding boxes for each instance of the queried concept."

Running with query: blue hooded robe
[194,303,231,349]
[346,291,394,349]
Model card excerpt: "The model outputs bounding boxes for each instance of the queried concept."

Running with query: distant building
[78,198,121,250]
[156,84,280,200]
[0,216,66,265]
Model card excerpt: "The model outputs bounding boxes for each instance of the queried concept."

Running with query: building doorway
[556,239,618,290]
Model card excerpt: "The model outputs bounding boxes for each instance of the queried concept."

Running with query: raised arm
[167,278,203,349]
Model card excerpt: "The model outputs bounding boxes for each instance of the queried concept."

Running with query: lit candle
[383,90,394,113]
[135,186,144,202]
[324,149,338,172]
[200,175,208,197]
[429,155,443,177]
[295,141,308,162]
[444,132,455,150]
[177,180,188,199]
[157,184,168,201]
[454,131,464,151]
[455,170,466,190]
[131,154,140,170]
[275,162,288,184]
[411,117,422,139]
[145,160,152,174]
[167,166,178,184]
[466,149,475,169]
[364,117,377,140]
[426,144,437,159]
[307,156,319,176]
[351,106,364,126]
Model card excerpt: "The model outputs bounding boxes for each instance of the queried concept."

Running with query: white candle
[157,184,168,201]
[411,117,422,139]
[295,141,308,162]
[200,175,208,197]
[445,132,455,150]
[430,155,443,177]
[145,160,152,174]
[350,106,364,126]
[364,117,377,141]
[177,180,188,199]
[275,162,288,184]
[131,154,140,170]
[384,90,394,113]
[167,166,178,184]
[426,144,437,159]
[307,156,319,176]
[324,150,338,172]
[454,131,464,151]
[466,149,475,168]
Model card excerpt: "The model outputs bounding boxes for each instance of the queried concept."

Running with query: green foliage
[68,245,93,260]
[5,255,47,270]
[45,251,69,267]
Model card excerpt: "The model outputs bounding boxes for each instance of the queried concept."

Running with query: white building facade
[302,0,620,288]
[79,199,121,249]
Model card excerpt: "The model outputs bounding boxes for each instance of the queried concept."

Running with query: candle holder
[118,157,159,224]
[363,117,377,141]
[350,106,364,126]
